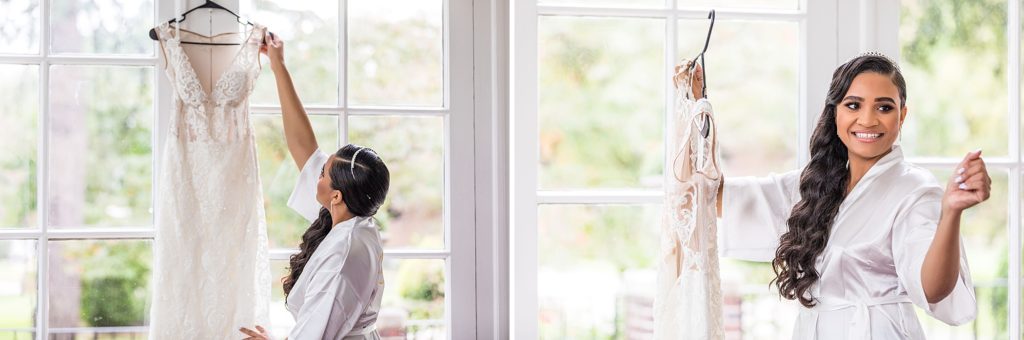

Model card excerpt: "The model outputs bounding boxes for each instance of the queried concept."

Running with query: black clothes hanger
[686,9,715,138]
[147,0,254,46]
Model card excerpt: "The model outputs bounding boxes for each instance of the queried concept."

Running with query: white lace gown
[653,62,724,340]
[149,23,271,339]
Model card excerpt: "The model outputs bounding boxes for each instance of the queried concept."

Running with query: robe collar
[834,144,904,228]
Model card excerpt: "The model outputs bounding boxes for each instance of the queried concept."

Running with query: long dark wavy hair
[283,144,390,296]
[771,55,906,307]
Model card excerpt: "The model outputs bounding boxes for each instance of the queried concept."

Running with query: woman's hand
[260,32,285,71]
[942,149,991,213]
[673,60,704,99]
[239,325,271,340]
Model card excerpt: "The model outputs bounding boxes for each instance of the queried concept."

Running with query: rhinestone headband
[350,148,365,176]
[854,51,900,72]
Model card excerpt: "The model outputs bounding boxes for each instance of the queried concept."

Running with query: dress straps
[672,100,720,183]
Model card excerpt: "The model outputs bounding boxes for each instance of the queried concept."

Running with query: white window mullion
[44,228,156,240]
[339,0,349,147]
[908,158,1019,168]
[0,55,156,65]
[1007,0,1021,339]
[537,190,663,205]
[1010,0,1021,164]
[249,105,344,116]
[800,0,838,168]
[536,6,803,21]
[664,0,677,213]
[449,0,482,335]
[339,0,348,109]
[1010,171,1021,340]
[36,0,51,337]
[346,107,450,116]
[510,0,539,336]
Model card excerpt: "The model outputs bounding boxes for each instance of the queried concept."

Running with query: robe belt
[811,294,912,339]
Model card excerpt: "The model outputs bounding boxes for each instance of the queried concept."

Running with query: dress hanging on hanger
[654,58,725,340]
[148,2,271,338]
[653,11,724,338]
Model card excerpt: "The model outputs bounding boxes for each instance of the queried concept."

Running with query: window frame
[0,0,479,338]
[510,0,1024,338]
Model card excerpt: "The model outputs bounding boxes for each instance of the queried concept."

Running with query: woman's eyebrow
[874,97,897,104]
[842,96,864,102]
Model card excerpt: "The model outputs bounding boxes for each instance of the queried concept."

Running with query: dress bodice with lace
[149,23,271,339]
[653,60,724,340]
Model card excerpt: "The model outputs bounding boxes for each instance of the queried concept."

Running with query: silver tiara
[854,51,900,72]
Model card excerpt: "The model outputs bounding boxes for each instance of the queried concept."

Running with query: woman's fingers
[955,168,989,184]
[255,325,266,333]
[954,149,983,173]
[957,175,990,190]
[239,327,261,337]
[269,33,283,48]
[959,178,987,190]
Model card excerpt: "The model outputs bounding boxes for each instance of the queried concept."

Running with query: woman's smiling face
[835,71,908,162]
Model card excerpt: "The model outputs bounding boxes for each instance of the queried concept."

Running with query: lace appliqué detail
[157,23,264,143]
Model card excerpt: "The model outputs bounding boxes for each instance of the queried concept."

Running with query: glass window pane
[254,114,339,249]
[679,20,798,176]
[382,258,446,337]
[678,0,798,10]
[0,0,39,54]
[48,239,151,338]
[720,259,797,339]
[49,0,153,55]
[918,168,1008,339]
[348,0,443,107]
[244,0,340,106]
[0,65,38,228]
[48,65,153,228]
[537,0,664,9]
[539,17,665,189]
[900,0,1008,157]
[0,240,36,338]
[348,116,444,250]
[268,259,291,338]
[538,204,659,338]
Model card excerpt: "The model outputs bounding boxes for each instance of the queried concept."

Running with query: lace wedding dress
[149,23,271,339]
[653,60,724,340]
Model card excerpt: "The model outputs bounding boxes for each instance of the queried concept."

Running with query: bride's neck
[331,210,355,227]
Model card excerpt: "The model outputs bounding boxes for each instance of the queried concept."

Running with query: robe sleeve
[288,229,380,339]
[719,169,801,261]
[287,149,330,222]
[892,188,977,325]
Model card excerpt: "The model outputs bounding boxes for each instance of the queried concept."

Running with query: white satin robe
[285,149,385,339]
[720,145,976,339]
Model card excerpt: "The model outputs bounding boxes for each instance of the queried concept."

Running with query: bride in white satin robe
[714,53,989,340]
[721,145,975,339]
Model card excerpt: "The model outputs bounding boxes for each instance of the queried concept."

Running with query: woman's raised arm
[262,33,319,169]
